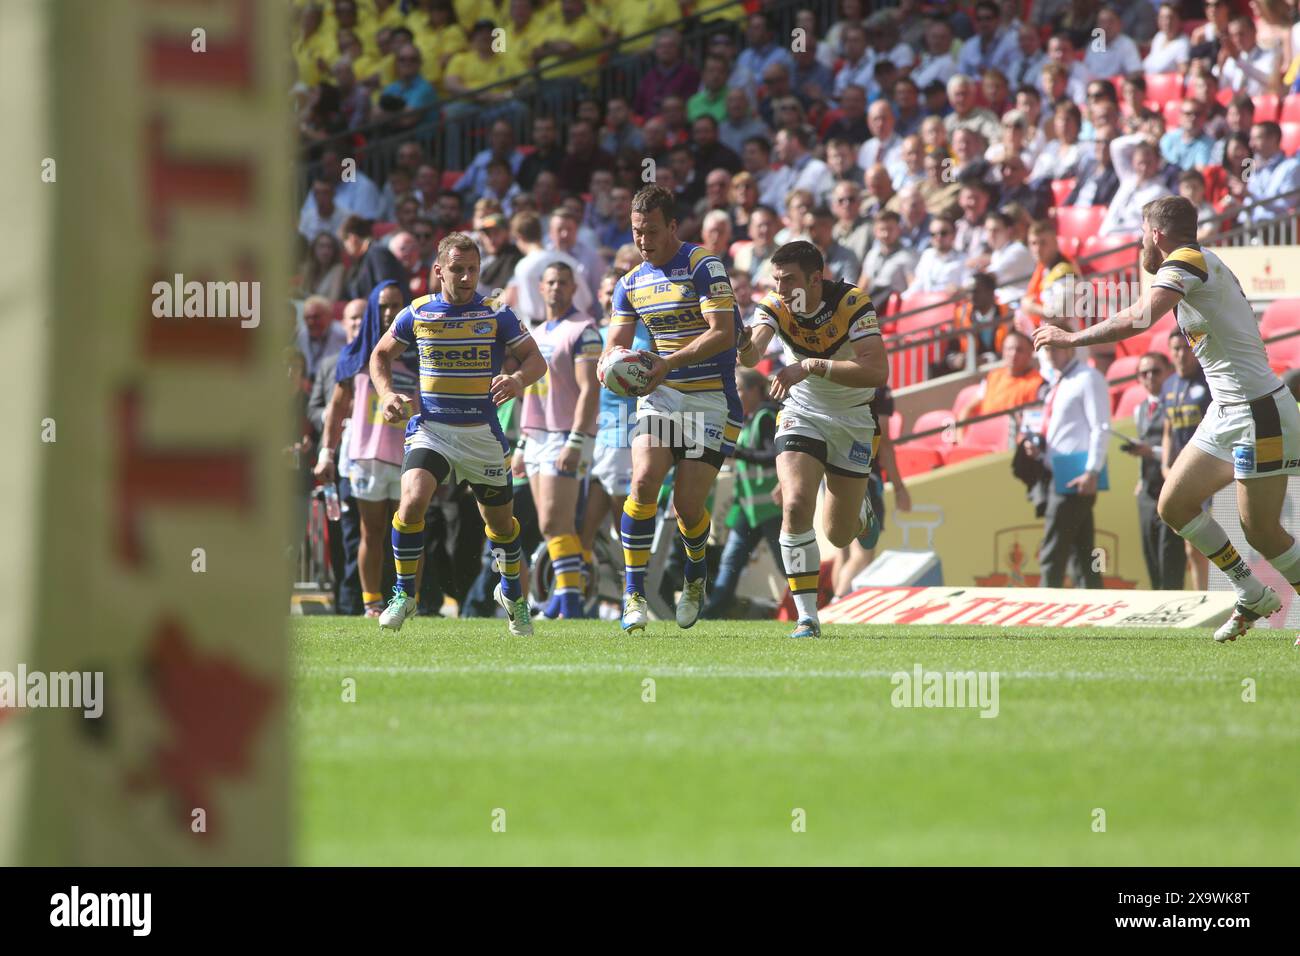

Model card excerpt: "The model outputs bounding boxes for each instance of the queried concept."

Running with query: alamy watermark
[151,273,260,328]
[0,665,103,719]
[890,663,1000,718]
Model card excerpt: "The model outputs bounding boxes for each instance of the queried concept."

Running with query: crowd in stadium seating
[286,0,1300,611]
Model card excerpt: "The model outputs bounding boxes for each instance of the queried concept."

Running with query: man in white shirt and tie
[904,216,968,295]
[1024,337,1111,588]
[1084,5,1143,78]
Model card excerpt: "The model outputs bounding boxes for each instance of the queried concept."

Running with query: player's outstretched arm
[1033,286,1181,350]
[662,307,735,372]
[737,324,774,367]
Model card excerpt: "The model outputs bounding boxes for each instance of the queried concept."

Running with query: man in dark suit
[341,216,416,304]
[1126,352,1183,589]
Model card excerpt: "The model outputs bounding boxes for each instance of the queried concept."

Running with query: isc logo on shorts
[849,441,873,465]
[482,466,505,479]
[1232,444,1255,474]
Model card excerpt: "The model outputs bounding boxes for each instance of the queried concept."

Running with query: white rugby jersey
[752,279,881,416]
[1150,244,1281,405]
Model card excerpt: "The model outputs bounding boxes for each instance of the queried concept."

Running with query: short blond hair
[437,232,480,263]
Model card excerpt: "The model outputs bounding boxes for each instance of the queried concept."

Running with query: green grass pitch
[293,617,1300,865]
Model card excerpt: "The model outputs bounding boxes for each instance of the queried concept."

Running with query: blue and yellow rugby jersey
[609,243,743,394]
[390,291,532,443]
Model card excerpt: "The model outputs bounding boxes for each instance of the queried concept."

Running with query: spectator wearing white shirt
[911,20,959,91]
[313,149,383,221]
[859,210,918,304]
[905,216,968,295]
[1042,33,1091,103]
[1083,5,1143,79]
[971,210,1035,303]
[299,179,352,242]
[1143,3,1191,74]
[891,134,927,192]
[857,100,906,182]
[1005,23,1048,90]
[953,179,993,256]
[864,11,917,73]
[833,24,875,102]
[1100,133,1171,235]
[1216,17,1280,96]
[1242,121,1300,224]
[1024,342,1110,589]
[944,74,1001,145]
[957,1,1020,78]
[505,211,594,324]
[1031,102,1091,183]
[760,127,836,210]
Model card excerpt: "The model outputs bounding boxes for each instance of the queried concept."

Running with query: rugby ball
[598,348,655,397]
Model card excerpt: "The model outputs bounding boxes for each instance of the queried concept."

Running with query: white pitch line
[294,662,1229,682]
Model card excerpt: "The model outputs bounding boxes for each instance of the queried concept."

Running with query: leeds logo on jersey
[473,321,494,335]
[706,260,727,279]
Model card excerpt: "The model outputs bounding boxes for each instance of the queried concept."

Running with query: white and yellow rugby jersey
[1151,244,1282,405]
[753,279,881,414]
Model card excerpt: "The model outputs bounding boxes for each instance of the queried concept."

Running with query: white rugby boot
[1214,586,1282,643]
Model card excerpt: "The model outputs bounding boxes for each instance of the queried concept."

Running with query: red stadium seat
[1114,382,1149,420]
[1253,93,1281,122]
[1266,335,1300,371]
[1050,178,1076,206]
[891,446,943,478]
[1259,298,1300,339]
[962,414,1012,450]
[1282,122,1300,156]
[1183,19,1206,36]
[1105,354,1141,384]
[331,300,347,323]
[952,382,983,416]
[1146,315,1178,357]
[1079,233,1141,275]
[909,410,958,449]
[1281,96,1300,123]
[1057,205,1108,243]
[895,291,955,327]
[1216,87,1233,106]
[440,170,461,191]
[1144,72,1184,102]
[372,221,398,239]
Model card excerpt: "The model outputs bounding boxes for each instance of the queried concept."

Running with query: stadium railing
[296,0,838,190]
[879,187,1300,390]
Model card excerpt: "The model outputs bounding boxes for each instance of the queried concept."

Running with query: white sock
[780,528,821,623]
[1177,511,1265,604]
[1266,537,1300,595]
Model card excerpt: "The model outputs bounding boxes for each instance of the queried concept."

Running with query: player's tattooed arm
[1035,287,1182,349]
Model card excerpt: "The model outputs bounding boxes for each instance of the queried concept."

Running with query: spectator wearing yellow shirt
[454,0,505,30]
[532,0,606,83]
[499,0,549,70]
[294,3,340,88]
[604,0,681,55]
[349,26,397,89]
[443,20,529,164]
[408,0,468,91]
